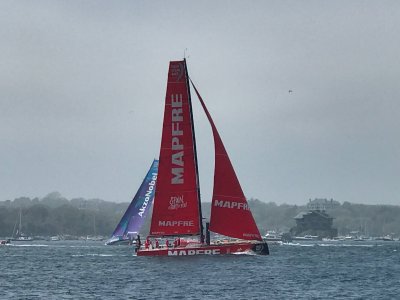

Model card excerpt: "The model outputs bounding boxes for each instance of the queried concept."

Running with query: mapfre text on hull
[136,242,269,257]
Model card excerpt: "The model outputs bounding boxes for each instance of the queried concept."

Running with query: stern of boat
[251,242,269,255]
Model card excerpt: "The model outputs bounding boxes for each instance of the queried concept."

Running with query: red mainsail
[191,81,262,241]
[149,61,201,236]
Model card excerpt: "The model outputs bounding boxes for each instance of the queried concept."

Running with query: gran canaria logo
[168,195,187,210]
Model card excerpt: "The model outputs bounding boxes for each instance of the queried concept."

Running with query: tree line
[0,192,399,238]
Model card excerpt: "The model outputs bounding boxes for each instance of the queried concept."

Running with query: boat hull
[136,242,269,256]
[105,237,134,246]
[10,237,34,241]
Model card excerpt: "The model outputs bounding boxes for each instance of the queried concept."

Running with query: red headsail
[149,61,201,236]
[191,81,262,241]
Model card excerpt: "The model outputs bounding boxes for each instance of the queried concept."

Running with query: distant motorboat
[263,231,282,242]
[292,235,319,241]
[375,235,394,241]
[86,235,104,241]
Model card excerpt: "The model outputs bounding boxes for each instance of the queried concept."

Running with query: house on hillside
[290,210,337,239]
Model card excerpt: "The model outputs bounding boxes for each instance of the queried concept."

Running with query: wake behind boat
[105,160,158,245]
[136,59,268,256]
[0,239,11,246]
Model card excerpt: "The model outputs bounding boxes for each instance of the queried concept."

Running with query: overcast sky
[1,1,399,205]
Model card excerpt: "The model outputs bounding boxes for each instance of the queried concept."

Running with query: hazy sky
[1,1,399,205]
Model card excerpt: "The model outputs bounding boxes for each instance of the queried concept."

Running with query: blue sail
[106,160,158,245]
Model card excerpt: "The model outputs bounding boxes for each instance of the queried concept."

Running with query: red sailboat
[136,59,269,256]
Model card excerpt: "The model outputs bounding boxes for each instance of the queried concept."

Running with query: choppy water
[1,240,399,299]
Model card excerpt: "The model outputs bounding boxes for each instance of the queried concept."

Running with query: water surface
[1,240,399,299]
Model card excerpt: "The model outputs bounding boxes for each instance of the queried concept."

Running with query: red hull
[136,242,269,256]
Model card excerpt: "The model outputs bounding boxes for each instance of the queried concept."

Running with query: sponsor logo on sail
[168,249,221,256]
[168,195,187,210]
[170,62,184,82]
[171,93,184,184]
[214,200,250,211]
[158,220,194,227]
[138,173,157,217]
[243,233,260,239]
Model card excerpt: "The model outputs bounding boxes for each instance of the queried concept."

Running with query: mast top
[183,48,190,60]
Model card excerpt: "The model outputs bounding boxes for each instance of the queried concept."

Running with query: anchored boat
[136,59,268,256]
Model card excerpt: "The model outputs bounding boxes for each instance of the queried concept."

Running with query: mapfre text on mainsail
[171,94,184,184]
